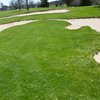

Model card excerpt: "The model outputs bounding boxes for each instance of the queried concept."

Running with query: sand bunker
[52,18,100,32]
[0,9,69,19]
[66,18,100,32]
[0,20,37,32]
[93,52,100,63]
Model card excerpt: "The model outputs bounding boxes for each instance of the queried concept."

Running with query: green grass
[0,6,100,24]
[0,20,100,100]
[0,6,100,100]
[0,6,66,18]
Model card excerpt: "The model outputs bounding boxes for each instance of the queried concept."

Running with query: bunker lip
[0,9,69,19]
[93,52,100,63]
[0,20,38,32]
[51,18,100,32]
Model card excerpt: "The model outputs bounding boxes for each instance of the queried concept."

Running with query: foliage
[0,2,3,9]
[9,0,25,10]
[62,0,73,6]
[80,0,92,6]
[61,0,100,6]
[26,0,29,11]
[9,0,30,11]
[40,0,49,7]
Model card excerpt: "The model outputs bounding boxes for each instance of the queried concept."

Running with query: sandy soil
[0,9,69,19]
[93,52,100,63]
[52,18,100,32]
[0,20,37,32]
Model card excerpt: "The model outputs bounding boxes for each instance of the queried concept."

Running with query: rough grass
[0,21,100,100]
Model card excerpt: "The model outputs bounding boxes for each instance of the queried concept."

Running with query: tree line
[0,0,49,11]
[62,0,100,6]
[0,0,100,11]
[9,0,34,11]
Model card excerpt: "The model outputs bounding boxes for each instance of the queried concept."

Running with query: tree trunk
[26,0,29,11]
[18,0,21,11]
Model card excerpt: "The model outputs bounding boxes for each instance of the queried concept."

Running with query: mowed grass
[0,6,100,24]
[0,6,66,18]
[0,21,100,100]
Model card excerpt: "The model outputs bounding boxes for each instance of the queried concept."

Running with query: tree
[61,0,93,6]
[0,2,4,10]
[10,0,21,10]
[26,0,29,11]
[10,0,26,10]
[29,0,35,8]
[10,0,18,9]
[18,0,21,10]
[62,0,73,6]
[17,0,25,10]
[35,1,41,7]
[80,0,92,6]
[95,0,100,7]
[40,0,49,7]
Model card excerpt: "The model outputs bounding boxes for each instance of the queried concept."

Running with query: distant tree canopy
[62,0,73,6]
[0,2,4,9]
[80,0,92,6]
[9,0,49,10]
[62,0,100,6]
[10,0,25,10]
[40,0,49,7]
[26,0,29,11]
[9,0,34,11]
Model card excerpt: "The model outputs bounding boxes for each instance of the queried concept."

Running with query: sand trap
[52,18,100,32]
[93,52,100,63]
[0,9,69,19]
[0,20,37,32]
[66,18,100,32]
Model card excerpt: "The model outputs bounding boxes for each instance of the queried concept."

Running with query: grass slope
[0,7,65,18]
[0,21,100,100]
[0,6,100,24]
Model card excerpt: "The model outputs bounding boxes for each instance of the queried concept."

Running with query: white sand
[66,18,100,32]
[0,20,37,32]
[52,18,100,32]
[0,9,69,19]
[93,52,100,63]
